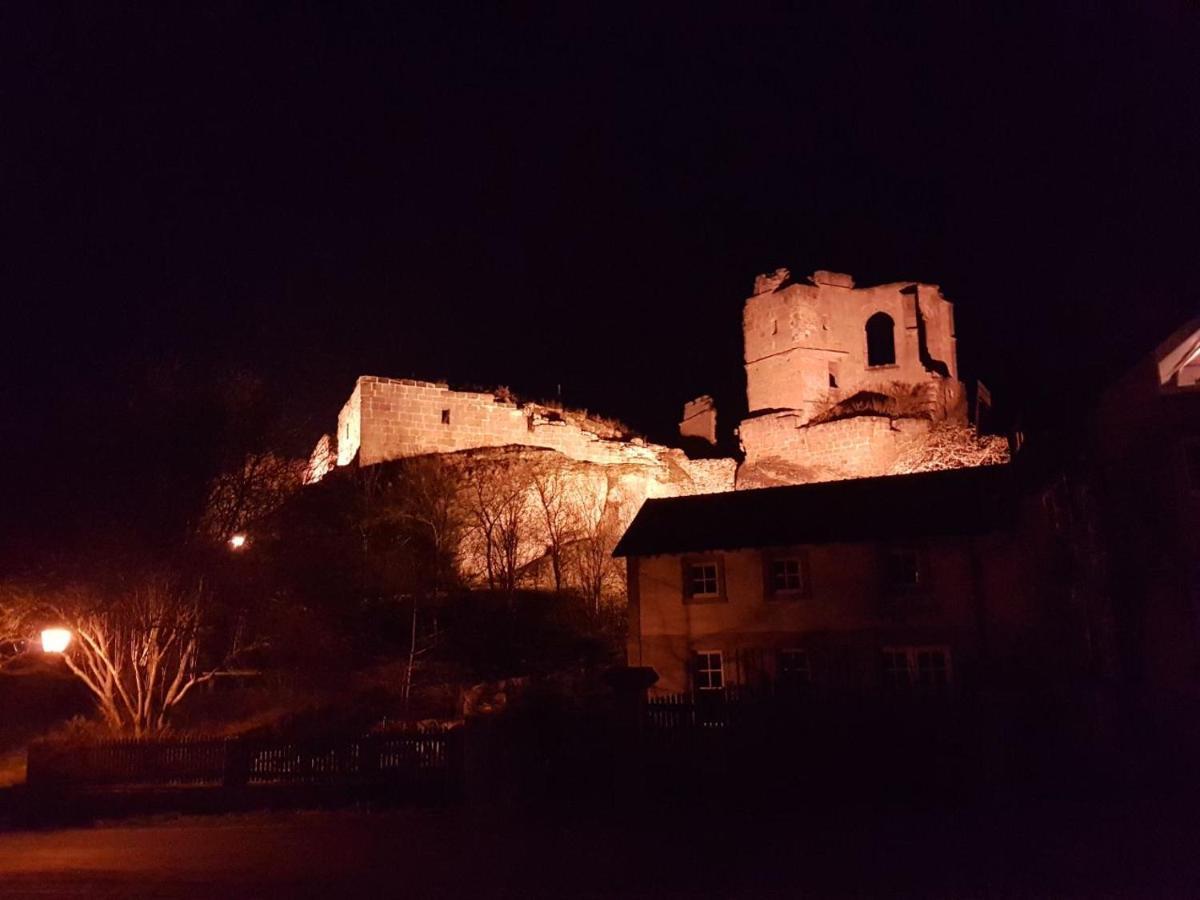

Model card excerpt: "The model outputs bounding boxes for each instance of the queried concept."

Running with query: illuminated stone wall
[737,269,970,485]
[742,269,961,422]
[736,415,932,488]
[309,376,736,497]
[353,377,652,467]
[679,395,718,444]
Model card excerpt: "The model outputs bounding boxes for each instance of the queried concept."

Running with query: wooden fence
[26,729,458,791]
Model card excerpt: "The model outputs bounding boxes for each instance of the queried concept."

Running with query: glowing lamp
[228,533,248,550]
[41,628,72,654]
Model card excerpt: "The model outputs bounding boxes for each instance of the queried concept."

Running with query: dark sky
[3,3,1198,546]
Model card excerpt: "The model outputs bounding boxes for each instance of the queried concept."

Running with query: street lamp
[40,628,72,654]
[228,533,248,550]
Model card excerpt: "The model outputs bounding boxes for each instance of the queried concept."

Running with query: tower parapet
[738,268,968,486]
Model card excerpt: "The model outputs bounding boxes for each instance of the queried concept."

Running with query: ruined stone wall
[309,376,737,497]
[679,395,718,444]
[737,414,932,488]
[736,269,969,487]
[335,383,362,467]
[742,270,960,422]
[353,376,669,468]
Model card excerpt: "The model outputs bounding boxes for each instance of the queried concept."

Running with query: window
[828,361,840,389]
[882,647,951,692]
[695,651,724,691]
[766,555,807,596]
[866,312,896,367]
[683,558,724,602]
[778,649,811,687]
[441,409,451,425]
[882,649,911,690]
[915,648,949,688]
[883,546,922,591]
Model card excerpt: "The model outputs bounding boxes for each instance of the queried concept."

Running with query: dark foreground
[1,796,1198,899]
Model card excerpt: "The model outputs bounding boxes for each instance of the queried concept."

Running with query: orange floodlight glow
[41,628,72,654]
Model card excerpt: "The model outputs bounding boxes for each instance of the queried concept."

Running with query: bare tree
[565,476,626,613]
[394,457,466,595]
[530,463,579,592]
[0,576,259,736]
[197,451,307,542]
[359,457,464,701]
[462,457,532,600]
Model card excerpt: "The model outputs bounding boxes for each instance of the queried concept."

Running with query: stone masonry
[679,395,718,445]
[306,266,994,501]
[307,376,736,497]
[737,269,968,486]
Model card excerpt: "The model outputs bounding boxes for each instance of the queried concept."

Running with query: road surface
[0,802,1196,898]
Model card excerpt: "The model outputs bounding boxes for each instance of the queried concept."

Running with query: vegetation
[809,381,937,425]
[1,442,628,740]
[890,422,1009,474]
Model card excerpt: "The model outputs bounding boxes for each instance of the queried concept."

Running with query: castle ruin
[308,267,999,499]
[306,376,735,499]
[733,268,973,487]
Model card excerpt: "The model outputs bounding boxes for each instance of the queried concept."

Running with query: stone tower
[737,269,967,486]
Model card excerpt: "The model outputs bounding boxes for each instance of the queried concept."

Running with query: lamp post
[40,628,72,654]
[228,533,248,550]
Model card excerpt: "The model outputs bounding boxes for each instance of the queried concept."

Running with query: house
[1093,318,1200,690]
[613,465,1025,695]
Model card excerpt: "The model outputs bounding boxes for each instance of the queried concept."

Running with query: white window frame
[770,558,805,594]
[694,650,724,691]
[882,645,952,692]
[683,557,724,602]
[778,648,811,685]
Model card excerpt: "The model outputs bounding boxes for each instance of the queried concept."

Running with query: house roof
[613,465,1013,557]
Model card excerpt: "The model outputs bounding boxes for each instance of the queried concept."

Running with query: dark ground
[1,796,1198,899]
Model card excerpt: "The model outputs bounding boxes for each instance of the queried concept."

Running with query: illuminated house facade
[615,466,1026,695]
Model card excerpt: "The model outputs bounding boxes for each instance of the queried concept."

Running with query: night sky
[3,3,1198,549]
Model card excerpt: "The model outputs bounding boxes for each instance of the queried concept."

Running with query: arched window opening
[866,312,896,367]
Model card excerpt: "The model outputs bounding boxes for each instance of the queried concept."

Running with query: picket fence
[26,729,457,790]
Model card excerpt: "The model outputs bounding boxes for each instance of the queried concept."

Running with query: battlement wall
[742,270,959,419]
[307,376,737,496]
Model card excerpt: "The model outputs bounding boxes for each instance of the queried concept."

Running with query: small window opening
[828,361,840,389]
[866,312,896,367]
[884,547,921,590]
[441,409,451,425]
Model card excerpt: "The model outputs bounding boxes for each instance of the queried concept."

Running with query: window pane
[780,650,810,685]
[771,558,804,592]
[916,650,948,686]
[883,651,911,688]
[695,651,723,690]
[886,549,920,588]
[690,563,719,596]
